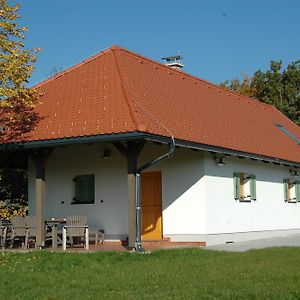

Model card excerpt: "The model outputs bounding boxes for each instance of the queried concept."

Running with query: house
[1,45,300,249]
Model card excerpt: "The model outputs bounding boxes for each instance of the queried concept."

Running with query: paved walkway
[3,235,300,253]
[205,234,300,252]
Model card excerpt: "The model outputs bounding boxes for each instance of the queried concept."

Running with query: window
[283,178,300,203]
[233,173,256,201]
[72,175,95,204]
[275,124,300,145]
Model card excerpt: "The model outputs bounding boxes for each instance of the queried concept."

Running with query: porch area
[1,135,207,251]
[0,239,205,252]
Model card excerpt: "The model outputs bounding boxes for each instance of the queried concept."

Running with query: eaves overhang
[146,135,300,169]
[0,132,146,150]
[0,131,299,168]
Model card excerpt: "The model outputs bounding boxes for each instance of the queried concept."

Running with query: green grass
[1,248,300,299]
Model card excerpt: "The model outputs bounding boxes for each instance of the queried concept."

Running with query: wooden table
[45,219,66,249]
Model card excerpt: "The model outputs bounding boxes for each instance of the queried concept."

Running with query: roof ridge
[114,47,176,139]
[32,46,115,89]
[33,44,271,111]
[111,47,147,132]
[117,46,272,109]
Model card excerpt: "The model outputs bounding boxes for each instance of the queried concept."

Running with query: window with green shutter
[283,178,289,202]
[233,173,241,200]
[233,172,257,202]
[72,175,95,204]
[250,174,256,201]
[283,178,300,203]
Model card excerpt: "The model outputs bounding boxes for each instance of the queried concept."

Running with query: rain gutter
[1,132,298,168]
[134,137,175,253]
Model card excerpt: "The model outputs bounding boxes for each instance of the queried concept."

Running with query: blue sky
[16,0,300,86]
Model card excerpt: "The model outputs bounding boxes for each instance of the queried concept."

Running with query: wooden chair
[89,229,105,245]
[25,216,37,249]
[0,220,8,249]
[62,216,89,250]
[10,216,27,249]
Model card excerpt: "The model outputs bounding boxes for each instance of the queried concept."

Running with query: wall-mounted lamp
[101,149,111,159]
[215,156,226,167]
[290,169,299,177]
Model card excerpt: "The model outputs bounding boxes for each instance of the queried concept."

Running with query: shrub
[0,206,28,220]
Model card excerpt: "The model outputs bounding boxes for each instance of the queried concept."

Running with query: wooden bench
[89,229,105,245]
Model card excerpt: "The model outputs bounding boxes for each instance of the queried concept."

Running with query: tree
[0,0,40,141]
[0,1,40,209]
[221,60,300,125]
[0,168,27,208]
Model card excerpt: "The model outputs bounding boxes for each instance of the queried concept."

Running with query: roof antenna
[162,52,184,70]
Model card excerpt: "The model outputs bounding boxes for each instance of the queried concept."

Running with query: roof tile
[1,45,299,164]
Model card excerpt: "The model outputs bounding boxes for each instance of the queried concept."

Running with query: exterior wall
[28,144,128,240]
[139,145,206,237]
[28,142,300,244]
[28,143,206,240]
[202,153,300,244]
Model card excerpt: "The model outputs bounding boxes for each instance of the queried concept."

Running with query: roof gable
[1,45,300,164]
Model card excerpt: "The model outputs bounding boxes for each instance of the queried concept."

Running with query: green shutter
[74,175,95,204]
[296,181,300,202]
[233,173,241,200]
[250,174,256,200]
[74,176,81,202]
[81,177,88,202]
[283,179,289,202]
[87,176,95,203]
[82,175,94,203]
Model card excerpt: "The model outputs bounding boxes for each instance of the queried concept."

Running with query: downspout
[135,137,175,253]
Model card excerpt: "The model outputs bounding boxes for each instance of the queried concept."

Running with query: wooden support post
[114,140,145,248]
[35,155,46,248]
[31,148,53,248]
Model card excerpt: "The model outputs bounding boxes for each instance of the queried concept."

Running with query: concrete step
[99,238,206,249]
[141,238,206,248]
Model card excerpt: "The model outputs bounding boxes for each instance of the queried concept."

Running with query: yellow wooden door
[141,171,162,240]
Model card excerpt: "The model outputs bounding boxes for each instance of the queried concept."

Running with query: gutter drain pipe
[135,137,175,253]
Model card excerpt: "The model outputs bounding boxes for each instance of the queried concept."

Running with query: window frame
[234,172,256,202]
[72,174,95,205]
[283,178,300,203]
[275,124,300,145]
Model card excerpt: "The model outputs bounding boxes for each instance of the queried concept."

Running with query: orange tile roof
[1,45,300,164]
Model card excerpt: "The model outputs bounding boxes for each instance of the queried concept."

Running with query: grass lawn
[1,247,300,299]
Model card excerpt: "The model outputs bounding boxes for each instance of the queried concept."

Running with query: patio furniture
[10,216,27,249]
[0,220,8,249]
[45,218,66,249]
[25,216,37,249]
[0,220,13,249]
[62,216,89,250]
[89,229,105,245]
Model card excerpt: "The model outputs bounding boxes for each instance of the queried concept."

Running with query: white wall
[139,145,206,236]
[28,142,300,242]
[28,143,206,239]
[204,153,300,234]
[28,144,128,239]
